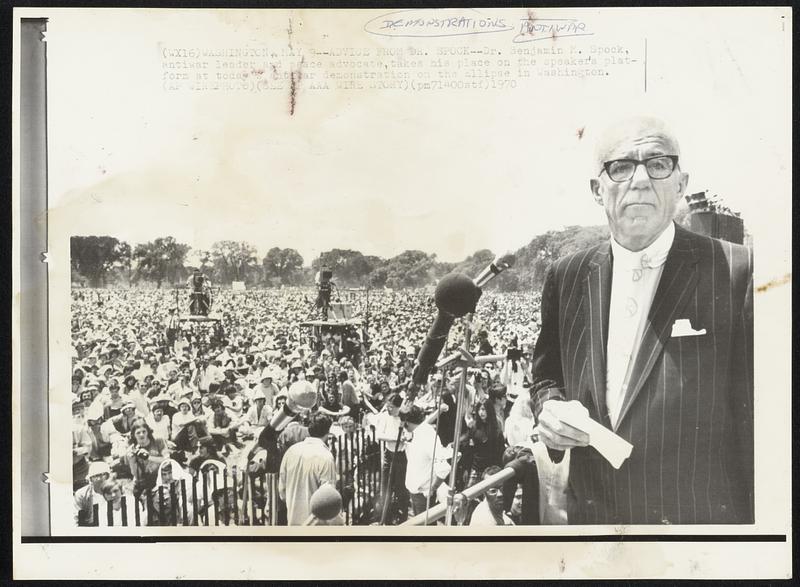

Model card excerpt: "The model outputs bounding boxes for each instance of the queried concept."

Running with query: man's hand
[536,399,590,450]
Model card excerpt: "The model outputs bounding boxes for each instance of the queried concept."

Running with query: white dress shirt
[469,498,515,526]
[278,437,337,526]
[375,411,404,452]
[606,223,674,428]
[404,422,450,495]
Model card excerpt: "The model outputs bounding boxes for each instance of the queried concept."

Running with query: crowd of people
[71,285,556,527]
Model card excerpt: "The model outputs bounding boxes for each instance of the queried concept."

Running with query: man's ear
[590,179,603,205]
[677,171,690,198]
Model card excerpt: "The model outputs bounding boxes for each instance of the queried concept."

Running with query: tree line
[70,225,610,292]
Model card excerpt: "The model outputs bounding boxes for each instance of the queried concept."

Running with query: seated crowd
[72,287,549,526]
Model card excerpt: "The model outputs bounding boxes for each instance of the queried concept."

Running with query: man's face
[90,473,109,492]
[104,485,122,503]
[590,124,688,250]
[485,486,504,514]
[510,487,523,517]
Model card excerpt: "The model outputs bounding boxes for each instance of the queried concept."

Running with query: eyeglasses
[600,155,678,182]
[486,488,502,496]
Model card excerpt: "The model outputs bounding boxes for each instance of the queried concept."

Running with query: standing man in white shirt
[278,412,338,526]
[374,393,409,524]
[399,405,451,522]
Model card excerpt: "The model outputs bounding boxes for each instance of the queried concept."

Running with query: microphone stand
[444,313,474,526]
[380,426,404,525]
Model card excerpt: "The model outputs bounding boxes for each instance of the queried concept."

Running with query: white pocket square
[670,318,706,337]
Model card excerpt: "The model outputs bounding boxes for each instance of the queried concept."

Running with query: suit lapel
[614,226,700,429]
[582,243,612,427]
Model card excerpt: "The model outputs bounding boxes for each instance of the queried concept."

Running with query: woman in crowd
[102,379,126,420]
[127,417,169,498]
[171,397,197,441]
[463,398,504,488]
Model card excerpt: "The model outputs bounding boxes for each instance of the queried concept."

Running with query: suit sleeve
[530,264,567,421]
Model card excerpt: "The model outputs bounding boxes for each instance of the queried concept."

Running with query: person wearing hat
[256,368,279,408]
[106,401,139,438]
[171,397,197,442]
[73,460,111,526]
[72,397,93,490]
[189,393,210,424]
[242,387,272,431]
[145,397,172,445]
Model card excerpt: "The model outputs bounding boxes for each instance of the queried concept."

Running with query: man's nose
[630,161,652,187]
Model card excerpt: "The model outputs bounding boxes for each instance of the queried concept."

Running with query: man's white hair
[593,115,681,172]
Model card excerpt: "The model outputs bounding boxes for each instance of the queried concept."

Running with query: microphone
[302,483,343,525]
[473,253,516,289]
[409,254,516,396]
[410,273,481,389]
[258,380,318,451]
[269,380,318,432]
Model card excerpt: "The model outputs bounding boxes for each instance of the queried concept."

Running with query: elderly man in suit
[531,116,753,524]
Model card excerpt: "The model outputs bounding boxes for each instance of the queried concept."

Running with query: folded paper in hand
[670,318,707,337]
[556,402,633,469]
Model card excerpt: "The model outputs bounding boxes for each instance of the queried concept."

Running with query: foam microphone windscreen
[268,380,318,432]
[435,272,482,317]
[286,380,318,413]
[309,483,343,520]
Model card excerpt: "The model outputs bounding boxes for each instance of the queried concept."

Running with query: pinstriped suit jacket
[531,224,753,524]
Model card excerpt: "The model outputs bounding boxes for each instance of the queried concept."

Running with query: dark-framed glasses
[601,155,678,182]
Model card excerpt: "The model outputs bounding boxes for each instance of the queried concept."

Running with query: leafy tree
[210,240,259,285]
[512,225,608,292]
[311,249,382,286]
[381,250,436,288]
[431,260,456,281]
[132,237,191,288]
[452,249,496,282]
[262,247,304,285]
[70,236,127,287]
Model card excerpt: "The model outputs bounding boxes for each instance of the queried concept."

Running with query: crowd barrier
[82,427,383,527]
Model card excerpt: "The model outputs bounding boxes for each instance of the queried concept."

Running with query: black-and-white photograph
[14,6,791,581]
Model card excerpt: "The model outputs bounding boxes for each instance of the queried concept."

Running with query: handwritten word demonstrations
[159,42,639,93]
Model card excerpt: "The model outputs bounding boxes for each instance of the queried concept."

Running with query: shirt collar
[304,436,327,446]
[610,222,675,271]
